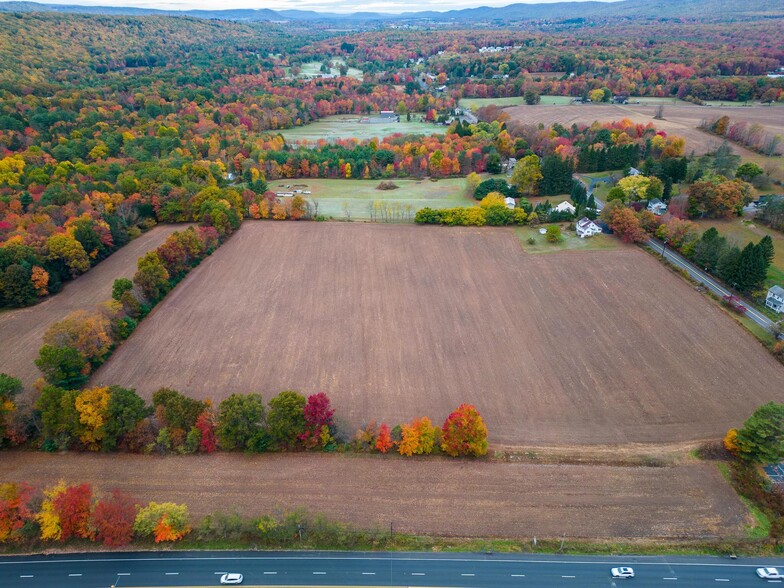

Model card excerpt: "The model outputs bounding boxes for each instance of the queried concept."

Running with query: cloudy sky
[37,0,612,14]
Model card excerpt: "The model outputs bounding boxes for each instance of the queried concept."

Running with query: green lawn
[694,218,784,289]
[280,115,442,144]
[515,225,619,254]
[285,58,364,80]
[268,177,478,220]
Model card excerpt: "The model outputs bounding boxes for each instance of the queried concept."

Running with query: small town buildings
[575,217,602,238]
[647,198,667,215]
[554,201,576,214]
[767,285,784,313]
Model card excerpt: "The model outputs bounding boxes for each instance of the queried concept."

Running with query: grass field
[269,177,477,219]
[459,95,572,109]
[286,58,363,80]
[0,224,188,397]
[516,225,619,253]
[694,218,784,288]
[0,452,747,539]
[280,115,441,144]
[92,222,784,446]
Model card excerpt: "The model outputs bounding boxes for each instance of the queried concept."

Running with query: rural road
[1,551,783,587]
[647,235,776,332]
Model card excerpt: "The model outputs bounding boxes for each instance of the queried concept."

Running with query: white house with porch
[647,198,667,216]
[575,217,602,238]
[767,285,784,313]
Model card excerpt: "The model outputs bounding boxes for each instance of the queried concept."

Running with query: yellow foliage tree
[37,481,66,541]
[723,428,740,455]
[480,192,506,209]
[75,386,111,450]
[43,310,113,364]
[272,201,287,220]
[31,266,49,296]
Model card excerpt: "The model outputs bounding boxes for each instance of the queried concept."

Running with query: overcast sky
[36,0,616,14]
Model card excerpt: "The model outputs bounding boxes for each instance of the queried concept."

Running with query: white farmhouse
[554,201,576,214]
[767,285,784,313]
[647,198,667,216]
[575,217,602,238]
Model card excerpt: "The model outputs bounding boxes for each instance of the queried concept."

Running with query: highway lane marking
[263,571,277,574]
[313,571,326,574]
[664,578,678,580]
[117,573,130,576]
[19,575,33,578]
[411,572,426,575]
[68,573,82,576]
[511,574,525,577]
[165,572,179,575]
[0,554,773,570]
[362,572,376,575]
[461,573,475,576]
[562,575,576,578]
[715,579,730,582]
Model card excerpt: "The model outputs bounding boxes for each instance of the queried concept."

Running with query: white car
[611,567,635,578]
[220,573,243,585]
[757,567,784,579]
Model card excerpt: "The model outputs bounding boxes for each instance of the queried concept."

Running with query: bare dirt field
[0,452,747,539]
[0,224,186,398]
[504,102,784,160]
[92,222,784,446]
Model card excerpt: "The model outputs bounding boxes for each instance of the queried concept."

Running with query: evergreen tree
[758,235,775,269]
[717,245,742,287]
[692,227,727,273]
[539,155,574,196]
[735,242,767,293]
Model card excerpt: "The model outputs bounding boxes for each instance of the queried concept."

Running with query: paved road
[1,551,783,587]
[647,235,776,332]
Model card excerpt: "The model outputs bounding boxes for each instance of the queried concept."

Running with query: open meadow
[269,177,476,219]
[0,452,747,539]
[92,222,784,446]
[280,115,441,144]
[0,224,187,396]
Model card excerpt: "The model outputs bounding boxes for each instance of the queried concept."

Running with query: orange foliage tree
[440,404,488,457]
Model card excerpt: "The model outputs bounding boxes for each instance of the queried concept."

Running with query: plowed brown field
[0,224,187,397]
[92,222,784,446]
[504,103,784,158]
[0,452,747,539]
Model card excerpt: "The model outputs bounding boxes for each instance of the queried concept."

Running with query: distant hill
[0,0,780,22]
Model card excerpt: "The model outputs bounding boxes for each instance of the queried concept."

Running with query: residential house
[767,285,784,313]
[575,217,602,238]
[647,198,667,215]
[504,197,515,210]
[628,167,641,176]
[554,201,576,214]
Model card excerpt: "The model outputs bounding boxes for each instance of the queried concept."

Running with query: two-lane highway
[2,551,784,587]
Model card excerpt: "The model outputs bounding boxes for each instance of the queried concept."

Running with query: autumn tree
[300,392,334,449]
[0,482,34,543]
[194,410,217,453]
[0,373,21,445]
[687,179,748,219]
[92,489,137,546]
[74,386,111,450]
[398,416,438,456]
[375,423,393,454]
[53,483,94,541]
[37,481,67,541]
[511,155,542,196]
[441,404,488,457]
[43,310,113,366]
[134,502,190,543]
[601,201,648,243]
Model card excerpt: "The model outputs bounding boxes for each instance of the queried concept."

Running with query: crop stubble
[0,452,747,539]
[93,222,784,446]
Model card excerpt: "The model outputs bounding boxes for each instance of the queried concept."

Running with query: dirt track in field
[504,103,784,158]
[0,225,186,397]
[92,222,784,446]
[0,452,747,539]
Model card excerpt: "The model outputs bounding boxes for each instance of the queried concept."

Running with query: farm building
[767,285,784,313]
[576,217,602,238]
[504,197,515,210]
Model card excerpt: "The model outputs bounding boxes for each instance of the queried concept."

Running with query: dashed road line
[362,572,376,575]
[19,575,33,578]
[68,573,82,577]
[511,574,525,577]
[263,571,277,575]
[313,571,326,575]
[461,573,475,576]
